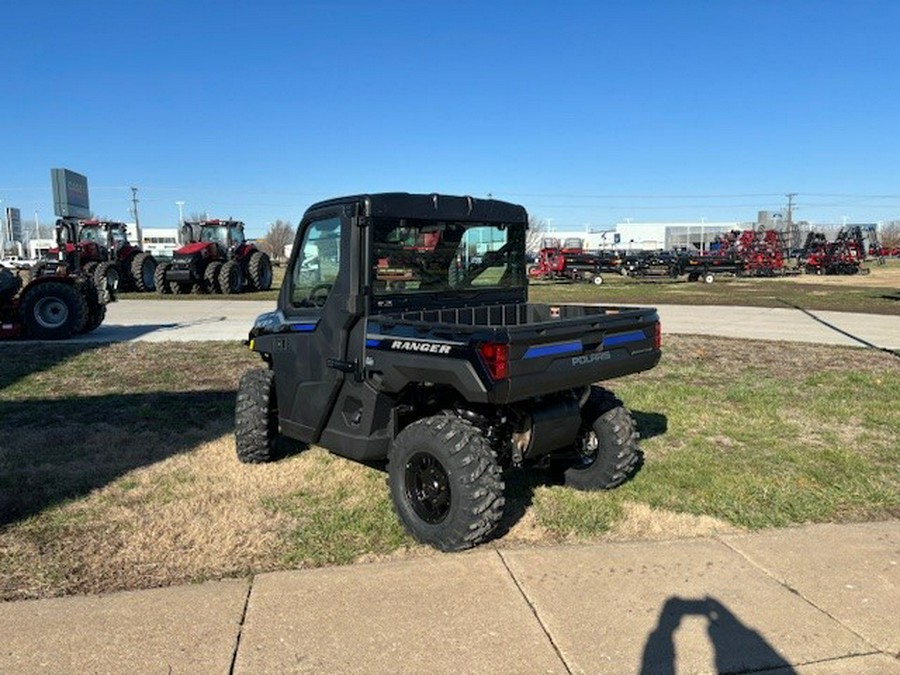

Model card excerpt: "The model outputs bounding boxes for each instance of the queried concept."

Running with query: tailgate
[502,304,660,403]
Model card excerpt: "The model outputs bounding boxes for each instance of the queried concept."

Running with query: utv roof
[305,193,528,224]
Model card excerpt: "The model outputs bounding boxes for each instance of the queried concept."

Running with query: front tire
[235,368,279,463]
[204,261,223,293]
[388,415,505,551]
[561,387,642,491]
[131,252,157,291]
[154,261,173,295]
[219,260,243,294]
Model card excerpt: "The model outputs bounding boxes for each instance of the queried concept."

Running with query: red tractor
[34,219,156,293]
[2,223,113,339]
[154,219,273,294]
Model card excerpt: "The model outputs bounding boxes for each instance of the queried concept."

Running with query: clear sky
[2,0,899,238]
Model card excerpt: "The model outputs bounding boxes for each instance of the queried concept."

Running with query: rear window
[371,219,525,295]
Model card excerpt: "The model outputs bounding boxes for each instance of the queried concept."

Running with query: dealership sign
[51,168,90,219]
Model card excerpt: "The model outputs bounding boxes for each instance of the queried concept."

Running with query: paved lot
[39,299,900,351]
[2,522,897,674]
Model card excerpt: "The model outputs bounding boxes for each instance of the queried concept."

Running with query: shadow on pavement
[641,596,795,674]
[0,389,236,526]
[777,299,900,358]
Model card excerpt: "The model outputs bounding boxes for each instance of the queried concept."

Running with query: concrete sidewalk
[2,521,897,674]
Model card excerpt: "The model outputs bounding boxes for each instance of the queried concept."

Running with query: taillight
[479,342,509,381]
[654,322,662,350]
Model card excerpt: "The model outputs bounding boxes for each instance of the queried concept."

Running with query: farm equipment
[621,251,682,278]
[801,225,879,275]
[1,221,114,339]
[154,219,273,294]
[681,227,791,282]
[33,219,156,293]
[528,237,605,284]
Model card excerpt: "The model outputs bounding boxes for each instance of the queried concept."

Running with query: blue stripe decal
[290,322,318,332]
[366,339,380,348]
[603,330,646,347]
[524,340,583,360]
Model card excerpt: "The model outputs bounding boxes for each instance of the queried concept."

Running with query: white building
[542,222,743,253]
[615,221,743,252]
[124,224,181,258]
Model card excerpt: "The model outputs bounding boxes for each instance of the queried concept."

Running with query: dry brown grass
[790,259,900,288]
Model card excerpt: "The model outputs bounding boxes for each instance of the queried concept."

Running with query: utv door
[271,206,358,443]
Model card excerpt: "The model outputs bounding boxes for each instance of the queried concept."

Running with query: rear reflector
[654,322,662,350]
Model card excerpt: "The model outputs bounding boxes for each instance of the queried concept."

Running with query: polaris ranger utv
[236,193,661,551]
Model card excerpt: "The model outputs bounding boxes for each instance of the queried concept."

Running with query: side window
[290,216,342,308]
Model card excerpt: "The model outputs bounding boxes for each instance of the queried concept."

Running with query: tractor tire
[170,281,192,294]
[687,272,699,282]
[130,252,157,292]
[561,386,642,491]
[93,262,121,302]
[248,251,273,291]
[703,273,715,284]
[204,261,223,293]
[20,281,88,340]
[592,274,604,286]
[154,261,173,295]
[235,368,279,463]
[387,415,505,551]
[219,260,243,294]
[79,284,106,334]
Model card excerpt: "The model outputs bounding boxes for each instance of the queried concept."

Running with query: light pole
[176,201,185,225]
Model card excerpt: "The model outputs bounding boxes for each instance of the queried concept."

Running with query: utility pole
[785,192,798,249]
[130,187,142,245]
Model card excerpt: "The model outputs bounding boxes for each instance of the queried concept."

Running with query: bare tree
[259,220,295,262]
[880,221,900,249]
[527,215,547,253]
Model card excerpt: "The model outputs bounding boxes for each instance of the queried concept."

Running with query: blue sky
[2,1,899,238]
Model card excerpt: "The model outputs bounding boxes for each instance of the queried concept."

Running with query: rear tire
[561,387,642,491]
[20,281,88,340]
[248,251,273,291]
[235,368,279,463]
[387,415,505,551]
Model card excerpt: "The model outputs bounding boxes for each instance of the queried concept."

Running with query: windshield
[371,219,525,294]
[200,226,228,245]
[80,227,103,243]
